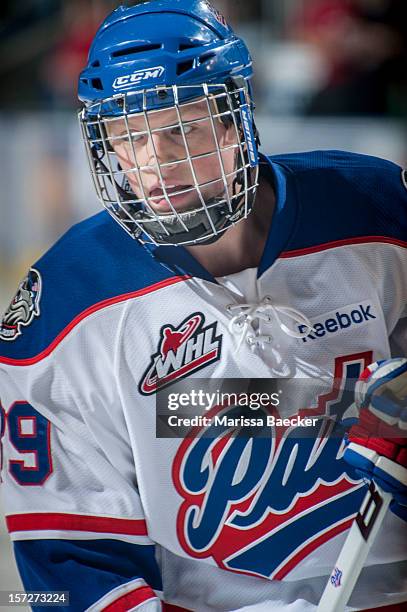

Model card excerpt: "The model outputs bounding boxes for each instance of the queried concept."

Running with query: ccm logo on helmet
[112,66,165,91]
[298,303,377,343]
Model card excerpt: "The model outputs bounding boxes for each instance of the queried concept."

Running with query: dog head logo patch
[0,268,42,341]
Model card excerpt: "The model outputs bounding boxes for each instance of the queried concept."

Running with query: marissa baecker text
[167,414,319,428]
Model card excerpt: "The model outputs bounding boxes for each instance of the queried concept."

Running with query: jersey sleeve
[0,213,185,612]
[0,353,163,612]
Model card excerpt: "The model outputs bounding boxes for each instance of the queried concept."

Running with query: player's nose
[146,131,181,166]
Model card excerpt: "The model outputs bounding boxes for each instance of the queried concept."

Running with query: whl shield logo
[139,312,222,395]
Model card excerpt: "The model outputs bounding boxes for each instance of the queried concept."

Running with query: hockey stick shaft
[316,482,392,612]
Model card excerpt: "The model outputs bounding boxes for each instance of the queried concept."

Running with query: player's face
[106,99,238,214]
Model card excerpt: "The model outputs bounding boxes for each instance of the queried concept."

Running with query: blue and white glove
[343,358,407,521]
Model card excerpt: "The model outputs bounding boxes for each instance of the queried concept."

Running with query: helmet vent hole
[91,78,103,90]
[199,52,216,65]
[91,60,100,68]
[176,59,195,76]
[111,43,162,58]
[178,42,201,52]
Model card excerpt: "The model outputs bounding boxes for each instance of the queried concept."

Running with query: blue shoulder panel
[0,212,183,362]
[14,539,162,612]
[270,150,407,254]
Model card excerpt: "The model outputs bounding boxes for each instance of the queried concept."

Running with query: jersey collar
[144,153,298,282]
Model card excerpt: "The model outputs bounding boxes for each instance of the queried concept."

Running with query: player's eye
[123,130,146,143]
[113,130,146,144]
[171,125,194,137]
[131,131,147,143]
[110,133,127,145]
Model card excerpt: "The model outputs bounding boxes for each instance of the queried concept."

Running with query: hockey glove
[343,358,407,521]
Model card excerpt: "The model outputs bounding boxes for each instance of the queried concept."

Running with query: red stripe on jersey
[6,513,148,536]
[101,585,157,611]
[0,275,190,367]
[279,236,407,259]
[274,517,354,580]
[363,605,407,612]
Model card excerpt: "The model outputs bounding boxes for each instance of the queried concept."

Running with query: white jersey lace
[227,296,315,351]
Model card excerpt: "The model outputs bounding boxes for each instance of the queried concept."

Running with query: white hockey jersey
[0,151,406,612]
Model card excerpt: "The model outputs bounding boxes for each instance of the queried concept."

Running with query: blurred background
[0,0,406,599]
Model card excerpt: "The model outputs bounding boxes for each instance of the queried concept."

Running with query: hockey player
[0,1,406,610]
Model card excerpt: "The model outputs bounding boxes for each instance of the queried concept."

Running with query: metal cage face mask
[79,81,259,246]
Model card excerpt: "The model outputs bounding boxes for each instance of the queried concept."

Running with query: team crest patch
[0,268,42,341]
[139,312,222,395]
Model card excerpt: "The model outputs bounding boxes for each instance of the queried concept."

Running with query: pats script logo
[139,312,222,395]
[172,353,372,580]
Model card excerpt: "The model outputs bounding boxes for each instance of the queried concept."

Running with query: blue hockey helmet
[78,0,260,246]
